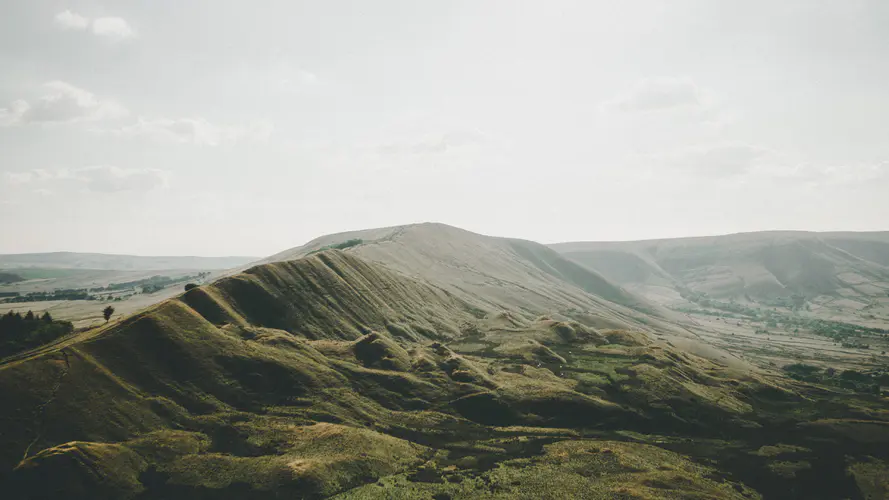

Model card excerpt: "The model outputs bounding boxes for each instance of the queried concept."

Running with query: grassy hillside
[264,223,677,334]
[2,250,888,499]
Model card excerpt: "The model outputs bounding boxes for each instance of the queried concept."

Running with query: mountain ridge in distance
[550,229,889,304]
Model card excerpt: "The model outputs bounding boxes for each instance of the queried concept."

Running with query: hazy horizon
[2,222,888,258]
[3,1,888,256]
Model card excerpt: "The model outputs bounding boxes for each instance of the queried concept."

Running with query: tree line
[0,310,74,357]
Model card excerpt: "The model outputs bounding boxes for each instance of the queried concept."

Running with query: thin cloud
[647,142,887,185]
[92,17,136,40]
[54,10,89,30]
[645,142,772,177]
[4,166,169,193]
[0,100,29,127]
[52,11,136,40]
[375,129,487,156]
[756,160,888,186]
[110,117,274,146]
[77,166,167,192]
[2,82,267,145]
[9,81,128,125]
[603,77,711,113]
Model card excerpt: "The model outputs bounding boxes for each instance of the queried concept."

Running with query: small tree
[103,306,115,322]
[24,310,35,321]
[42,312,53,323]
[184,283,198,291]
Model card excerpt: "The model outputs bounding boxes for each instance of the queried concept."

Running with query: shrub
[331,239,363,250]
[840,370,871,383]
[783,363,821,377]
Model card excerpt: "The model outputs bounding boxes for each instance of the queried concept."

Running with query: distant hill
[264,222,676,332]
[0,272,24,284]
[0,252,258,271]
[551,231,889,304]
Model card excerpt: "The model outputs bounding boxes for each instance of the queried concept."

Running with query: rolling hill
[264,223,677,334]
[1,227,888,499]
[552,231,889,306]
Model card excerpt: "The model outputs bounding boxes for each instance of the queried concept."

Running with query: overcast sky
[1,1,888,256]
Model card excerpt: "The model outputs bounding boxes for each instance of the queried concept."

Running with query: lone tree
[103,306,115,322]
[184,283,198,291]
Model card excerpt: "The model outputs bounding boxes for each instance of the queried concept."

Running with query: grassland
[1,248,887,499]
[0,269,218,328]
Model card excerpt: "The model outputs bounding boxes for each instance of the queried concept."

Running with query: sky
[1,1,888,257]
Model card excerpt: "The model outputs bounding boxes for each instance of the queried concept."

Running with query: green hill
[264,223,674,332]
[2,248,888,499]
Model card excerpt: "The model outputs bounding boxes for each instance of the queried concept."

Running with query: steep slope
[553,231,889,303]
[2,250,888,499]
[265,223,674,333]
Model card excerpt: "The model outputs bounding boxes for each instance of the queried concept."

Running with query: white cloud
[3,81,128,126]
[3,83,268,145]
[112,117,274,146]
[52,11,136,40]
[92,17,136,40]
[4,166,169,193]
[603,77,711,113]
[54,10,89,30]
[2,82,267,146]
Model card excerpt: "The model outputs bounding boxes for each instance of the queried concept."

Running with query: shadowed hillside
[2,249,888,499]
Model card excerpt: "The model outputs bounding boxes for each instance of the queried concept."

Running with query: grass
[1,250,888,499]
[333,439,759,499]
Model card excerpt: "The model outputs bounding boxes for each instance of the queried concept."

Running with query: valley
[0,253,256,328]
[553,231,889,376]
